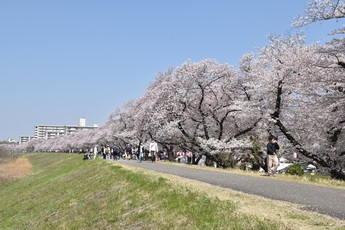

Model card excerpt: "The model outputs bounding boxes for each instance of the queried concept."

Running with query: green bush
[287,163,304,176]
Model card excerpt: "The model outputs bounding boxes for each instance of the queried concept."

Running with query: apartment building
[19,136,34,144]
[20,118,98,143]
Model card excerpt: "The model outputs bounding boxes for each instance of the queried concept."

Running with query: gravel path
[113,159,345,220]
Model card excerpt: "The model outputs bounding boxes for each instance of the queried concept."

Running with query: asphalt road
[113,159,345,220]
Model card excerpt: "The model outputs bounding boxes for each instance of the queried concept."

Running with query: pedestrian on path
[267,135,280,176]
[93,145,97,160]
[139,145,144,162]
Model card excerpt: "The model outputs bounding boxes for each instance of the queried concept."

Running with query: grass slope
[0,153,344,230]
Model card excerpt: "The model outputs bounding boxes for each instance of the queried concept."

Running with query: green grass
[0,153,344,229]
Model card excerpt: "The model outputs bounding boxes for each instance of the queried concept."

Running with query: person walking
[267,135,280,176]
[149,142,158,162]
[105,146,111,160]
[139,145,144,162]
[101,146,106,159]
[125,145,132,160]
[112,145,120,161]
[93,145,98,160]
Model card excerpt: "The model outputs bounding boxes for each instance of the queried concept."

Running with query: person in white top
[93,146,98,160]
[149,142,158,152]
[149,142,158,162]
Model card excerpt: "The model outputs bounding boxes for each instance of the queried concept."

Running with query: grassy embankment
[0,153,344,229]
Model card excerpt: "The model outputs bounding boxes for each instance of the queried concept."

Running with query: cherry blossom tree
[293,0,344,26]
[240,32,345,179]
[139,59,262,165]
[291,0,345,178]
[139,67,190,159]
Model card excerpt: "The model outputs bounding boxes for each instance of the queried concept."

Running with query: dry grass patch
[0,158,33,183]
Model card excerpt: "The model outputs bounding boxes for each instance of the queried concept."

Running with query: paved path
[113,159,345,220]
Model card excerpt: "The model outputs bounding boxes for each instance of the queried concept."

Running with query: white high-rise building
[79,117,86,127]
[32,118,98,140]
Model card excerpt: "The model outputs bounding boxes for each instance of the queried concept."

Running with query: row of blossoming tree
[16,0,344,179]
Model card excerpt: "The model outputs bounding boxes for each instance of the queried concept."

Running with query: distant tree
[0,145,13,163]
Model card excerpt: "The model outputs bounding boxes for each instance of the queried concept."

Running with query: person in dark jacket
[125,145,132,160]
[267,135,280,176]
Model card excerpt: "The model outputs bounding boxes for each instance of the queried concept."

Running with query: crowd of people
[83,142,167,162]
[83,137,283,177]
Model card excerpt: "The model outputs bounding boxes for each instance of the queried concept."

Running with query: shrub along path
[114,159,345,221]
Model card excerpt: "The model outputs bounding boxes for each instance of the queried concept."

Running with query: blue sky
[0,0,341,141]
